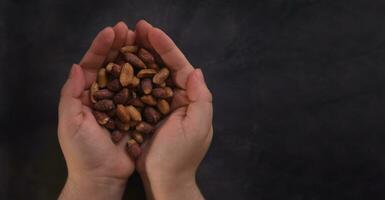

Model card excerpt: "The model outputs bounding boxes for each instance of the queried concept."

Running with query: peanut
[144,107,161,124]
[138,48,155,63]
[116,104,131,123]
[90,82,99,103]
[120,63,134,87]
[126,105,142,121]
[120,45,138,53]
[97,68,108,88]
[94,89,114,100]
[153,68,170,85]
[140,95,157,106]
[124,52,147,69]
[111,130,124,143]
[141,78,152,95]
[94,99,115,111]
[91,45,180,146]
[157,99,170,115]
[107,79,122,92]
[137,69,157,78]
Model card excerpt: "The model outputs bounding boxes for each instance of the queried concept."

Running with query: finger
[80,90,92,107]
[183,69,213,134]
[58,64,86,132]
[125,29,135,45]
[135,19,153,49]
[147,27,194,89]
[80,27,115,88]
[170,89,189,111]
[106,22,129,62]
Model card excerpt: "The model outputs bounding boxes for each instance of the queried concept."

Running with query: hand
[134,20,213,200]
[58,22,136,200]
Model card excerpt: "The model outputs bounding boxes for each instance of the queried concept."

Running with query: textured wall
[2,0,385,199]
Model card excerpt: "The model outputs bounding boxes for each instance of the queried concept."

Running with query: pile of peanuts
[90,45,175,158]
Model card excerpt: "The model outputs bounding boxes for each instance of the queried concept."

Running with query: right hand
[134,20,213,200]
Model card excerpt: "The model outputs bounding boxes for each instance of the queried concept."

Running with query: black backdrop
[2,0,385,199]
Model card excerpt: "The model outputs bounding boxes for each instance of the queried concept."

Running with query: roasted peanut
[93,111,110,125]
[97,68,108,88]
[106,79,122,92]
[127,139,141,158]
[127,98,144,107]
[111,130,124,143]
[144,107,161,124]
[140,95,157,106]
[126,105,142,121]
[115,120,130,131]
[132,131,144,144]
[94,89,114,100]
[90,82,99,103]
[120,45,138,53]
[157,99,170,115]
[106,63,122,78]
[120,63,134,87]
[141,78,152,95]
[153,68,170,85]
[94,99,115,111]
[138,48,155,63]
[91,43,180,144]
[124,52,146,69]
[116,104,131,123]
[137,69,157,78]
[113,88,130,104]
[136,121,154,134]
[104,119,116,130]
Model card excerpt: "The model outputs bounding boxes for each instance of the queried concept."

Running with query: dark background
[1,0,385,199]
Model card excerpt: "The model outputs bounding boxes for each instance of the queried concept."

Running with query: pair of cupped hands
[58,20,213,200]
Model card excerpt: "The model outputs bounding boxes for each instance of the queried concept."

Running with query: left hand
[58,22,136,200]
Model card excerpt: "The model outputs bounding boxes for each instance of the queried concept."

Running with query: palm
[59,22,137,180]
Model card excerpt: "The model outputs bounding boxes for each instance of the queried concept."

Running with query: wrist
[140,170,203,200]
[59,175,126,200]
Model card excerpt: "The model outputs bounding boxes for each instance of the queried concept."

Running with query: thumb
[58,64,86,132]
[183,69,213,134]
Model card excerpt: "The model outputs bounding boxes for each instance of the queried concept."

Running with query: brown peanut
[127,139,141,159]
[140,95,157,106]
[104,119,116,130]
[93,111,110,125]
[144,107,161,124]
[157,99,170,115]
[153,68,170,85]
[124,52,146,69]
[120,63,134,87]
[115,120,130,131]
[106,63,122,78]
[111,130,124,143]
[138,48,155,63]
[120,45,138,53]
[137,69,157,78]
[136,121,154,134]
[90,82,99,103]
[107,79,122,92]
[94,99,115,111]
[91,45,180,145]
[126,105,142,121]
[97,68,108,88]
[132,131,144,144]
[141,78,152,95]
[94,89,114,100]
[116,104,131,123]
[113,88,130,104]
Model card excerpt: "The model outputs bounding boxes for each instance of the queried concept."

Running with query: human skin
[58,20,213,200]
